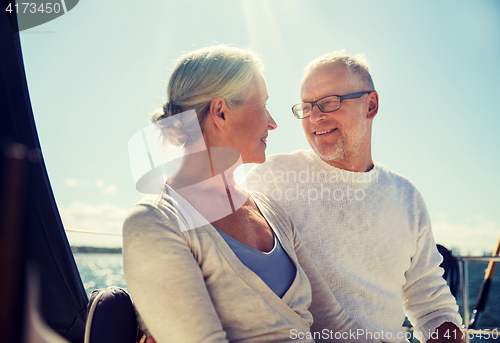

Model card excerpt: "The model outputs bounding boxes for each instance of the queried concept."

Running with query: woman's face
[224,72,277,164]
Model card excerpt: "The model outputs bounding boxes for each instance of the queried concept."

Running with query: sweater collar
[306,150,380,185]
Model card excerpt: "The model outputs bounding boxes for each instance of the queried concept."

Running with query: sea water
[74,253,127,295]
[74,254,500,342]
[457,261,500,342]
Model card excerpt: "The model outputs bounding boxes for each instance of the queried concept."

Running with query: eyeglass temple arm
[339,91,372,101]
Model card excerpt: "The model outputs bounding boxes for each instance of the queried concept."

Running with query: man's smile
[314,128,337,135]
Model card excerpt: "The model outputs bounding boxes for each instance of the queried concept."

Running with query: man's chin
[311,144,343,162]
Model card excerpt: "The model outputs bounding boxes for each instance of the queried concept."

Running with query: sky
[18,0,500,255]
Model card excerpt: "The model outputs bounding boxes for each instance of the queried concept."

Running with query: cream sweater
[246,150,462,343]
[123,188,378,343]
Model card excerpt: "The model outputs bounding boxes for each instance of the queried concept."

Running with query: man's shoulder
[376,162,415,185]
[375,162,423,197]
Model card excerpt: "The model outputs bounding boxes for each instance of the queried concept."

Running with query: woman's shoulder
[122,192,188,238]
[249,191,284,215]
[126,193,175,220]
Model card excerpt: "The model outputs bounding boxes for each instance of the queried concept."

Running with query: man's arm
[403,191,463,342]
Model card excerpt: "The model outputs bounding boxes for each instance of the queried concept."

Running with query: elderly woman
[123,46,374,343]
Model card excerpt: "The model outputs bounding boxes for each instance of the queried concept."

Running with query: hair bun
[163,102,181,118]
[152,102,188,147]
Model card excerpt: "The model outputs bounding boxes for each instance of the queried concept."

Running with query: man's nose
[308,104,325,123]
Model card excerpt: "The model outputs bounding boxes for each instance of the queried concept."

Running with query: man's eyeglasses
[291,91,372,119]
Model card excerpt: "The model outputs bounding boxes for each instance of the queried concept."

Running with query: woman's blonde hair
[152,45,263,146]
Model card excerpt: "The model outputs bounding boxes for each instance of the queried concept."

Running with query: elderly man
[246,51,463,342]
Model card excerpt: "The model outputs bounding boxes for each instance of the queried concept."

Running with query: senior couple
[122,46,463,343]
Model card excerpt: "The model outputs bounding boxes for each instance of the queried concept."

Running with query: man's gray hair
[303,50,375,91]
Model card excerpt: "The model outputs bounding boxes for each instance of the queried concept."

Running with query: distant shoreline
[71,246,122,254]
[70,245,495,257]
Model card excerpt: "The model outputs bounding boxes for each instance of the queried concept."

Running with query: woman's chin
[241,155,266,165]
[253,155,267,164]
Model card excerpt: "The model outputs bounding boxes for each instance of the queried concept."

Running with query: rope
[65,229,122,237]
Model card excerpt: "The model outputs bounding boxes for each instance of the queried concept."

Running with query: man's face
[300,62,371,163]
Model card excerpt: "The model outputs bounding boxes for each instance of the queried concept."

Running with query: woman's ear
[209,98,229,130]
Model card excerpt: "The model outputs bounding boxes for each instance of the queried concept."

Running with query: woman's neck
[167,147,240,194]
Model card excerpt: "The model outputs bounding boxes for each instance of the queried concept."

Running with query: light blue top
[215,226,297,298]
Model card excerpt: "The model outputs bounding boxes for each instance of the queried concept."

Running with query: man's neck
[322,154,374,172]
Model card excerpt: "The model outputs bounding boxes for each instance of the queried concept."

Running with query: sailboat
[1,7,87,343]
[1,6,498,343]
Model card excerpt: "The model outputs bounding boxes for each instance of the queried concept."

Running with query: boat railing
[456,255,500,343]
[67,229,499,342]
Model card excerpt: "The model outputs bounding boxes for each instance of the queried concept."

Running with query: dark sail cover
[1,4,88,342]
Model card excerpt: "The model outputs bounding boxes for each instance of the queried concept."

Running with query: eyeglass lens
[296,96,341,117]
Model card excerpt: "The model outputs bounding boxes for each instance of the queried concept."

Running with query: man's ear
[208,98,229,129]
[366,91,379,119]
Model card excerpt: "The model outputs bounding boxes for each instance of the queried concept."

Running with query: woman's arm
[123,203,229,343]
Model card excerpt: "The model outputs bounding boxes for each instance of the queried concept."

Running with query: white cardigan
[123,189,377,343]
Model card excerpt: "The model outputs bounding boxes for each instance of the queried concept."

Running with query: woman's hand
[145,336,156,343]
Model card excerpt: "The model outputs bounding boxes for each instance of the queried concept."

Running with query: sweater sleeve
[122,202,229,343]
[292,221,380,343]
[402,191,462,341]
